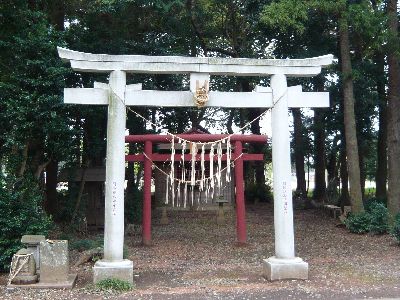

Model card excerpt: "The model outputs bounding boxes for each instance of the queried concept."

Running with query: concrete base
[263,257,308,281]
[7,273,77,289]
[93,259,133,284]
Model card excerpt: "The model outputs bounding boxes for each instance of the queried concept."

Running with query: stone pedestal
[11,249,38,285]
[39,240,77,288]
[40,240,69,283]
[21,235,45,273]
[263,257,308,281]
[93,260,133,284]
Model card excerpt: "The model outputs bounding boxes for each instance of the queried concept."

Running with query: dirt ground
[1,203,400,299]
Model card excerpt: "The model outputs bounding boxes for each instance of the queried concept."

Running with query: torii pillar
[93,70,134,283]
[263,74,308,280]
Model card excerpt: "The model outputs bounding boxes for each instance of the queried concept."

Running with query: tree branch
[186,0,236,57]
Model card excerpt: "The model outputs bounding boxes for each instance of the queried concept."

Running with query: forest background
[0,0,399,271]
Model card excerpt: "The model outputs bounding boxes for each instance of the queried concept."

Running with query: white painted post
[263,74,308,280]
[93,70,133,283]
[271,74,295,259]
[104,70,126,261]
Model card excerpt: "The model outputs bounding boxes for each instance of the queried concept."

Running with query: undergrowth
[95,278,134,292]
[345,201,388,234]
[390,213,400,243]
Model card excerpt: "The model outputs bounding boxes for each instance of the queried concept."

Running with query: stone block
[21,235,45,272]
[39,240,69,283]
[263,257,308,281]
[10,249,38,285]
[93,259,133,284]
[21,235,46,245]
[7,274,77,289]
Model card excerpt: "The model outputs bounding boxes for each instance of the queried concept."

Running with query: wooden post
[234,140,247,244]
[143,140,152,246]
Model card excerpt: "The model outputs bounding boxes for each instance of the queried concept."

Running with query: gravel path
[1,203,400,299]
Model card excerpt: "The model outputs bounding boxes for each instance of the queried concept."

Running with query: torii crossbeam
[58,47,333,283]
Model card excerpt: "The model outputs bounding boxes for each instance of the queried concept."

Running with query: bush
[0,176,53,271]
[95,278,134,292]
[364,196,387,211]
[345,212,370,234]
[366,202,388,234]
[125,186,143,224]
[345,201,388,234]
[70,237,103,252]
[390,214,400,243]
[245,182,273,203]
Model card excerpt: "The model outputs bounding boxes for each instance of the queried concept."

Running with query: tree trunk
[339,144,350,207]
[47,0,65,31]
[227,109,235,134]
[386,0,400,222]
[338,15,364,213]
[326,135,339,183]
[247,106,266,199]
[313,109,327,202]
[359,151,366,198]
[45,160,58,217]
[292,108,306,197]
[313,75,327,201]
[375,52,388,199]
[240,79,266,199]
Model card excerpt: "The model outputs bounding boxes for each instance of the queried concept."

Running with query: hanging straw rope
[108,84,287,145]
[144,152,243,184]
[8,253,32,285]
[107,83,286,207]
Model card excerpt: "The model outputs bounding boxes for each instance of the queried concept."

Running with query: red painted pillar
[234,140,247,244]
[143,141,152,246]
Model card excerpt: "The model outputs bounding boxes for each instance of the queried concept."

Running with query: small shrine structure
[125,131,267,246]
[58,47,333,283]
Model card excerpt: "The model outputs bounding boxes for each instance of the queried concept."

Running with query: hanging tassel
[216,141,222,191]
[205,177,209,203]
[182,141,186,183]
[191,142,197,186]
[226,137,231,182]
[177,179,181,207]
[209,143,214,189]
[200,144,205,191]
[191,185,194,207]
[170,138,175,206]
[165,176,169,205]
[184,182,188,208]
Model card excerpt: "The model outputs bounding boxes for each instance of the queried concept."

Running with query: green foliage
[69,235,128,260]
[366,202,388,234]
[95,278,134,292]
[245,182,273,203]
[390,214,400,244]
[125,186,143,224]
[345,212,370,234]
[261,0,309,34]
[70,237,103,252]
[0,175,53,271]
[345,200,388,234]
[364,196,387,211]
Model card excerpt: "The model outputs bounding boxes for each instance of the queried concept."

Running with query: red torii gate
[125,134,268,246]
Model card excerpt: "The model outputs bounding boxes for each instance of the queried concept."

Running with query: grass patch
[95,278,134,292]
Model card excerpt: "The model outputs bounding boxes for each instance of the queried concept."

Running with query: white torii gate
[58,47,333,282]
